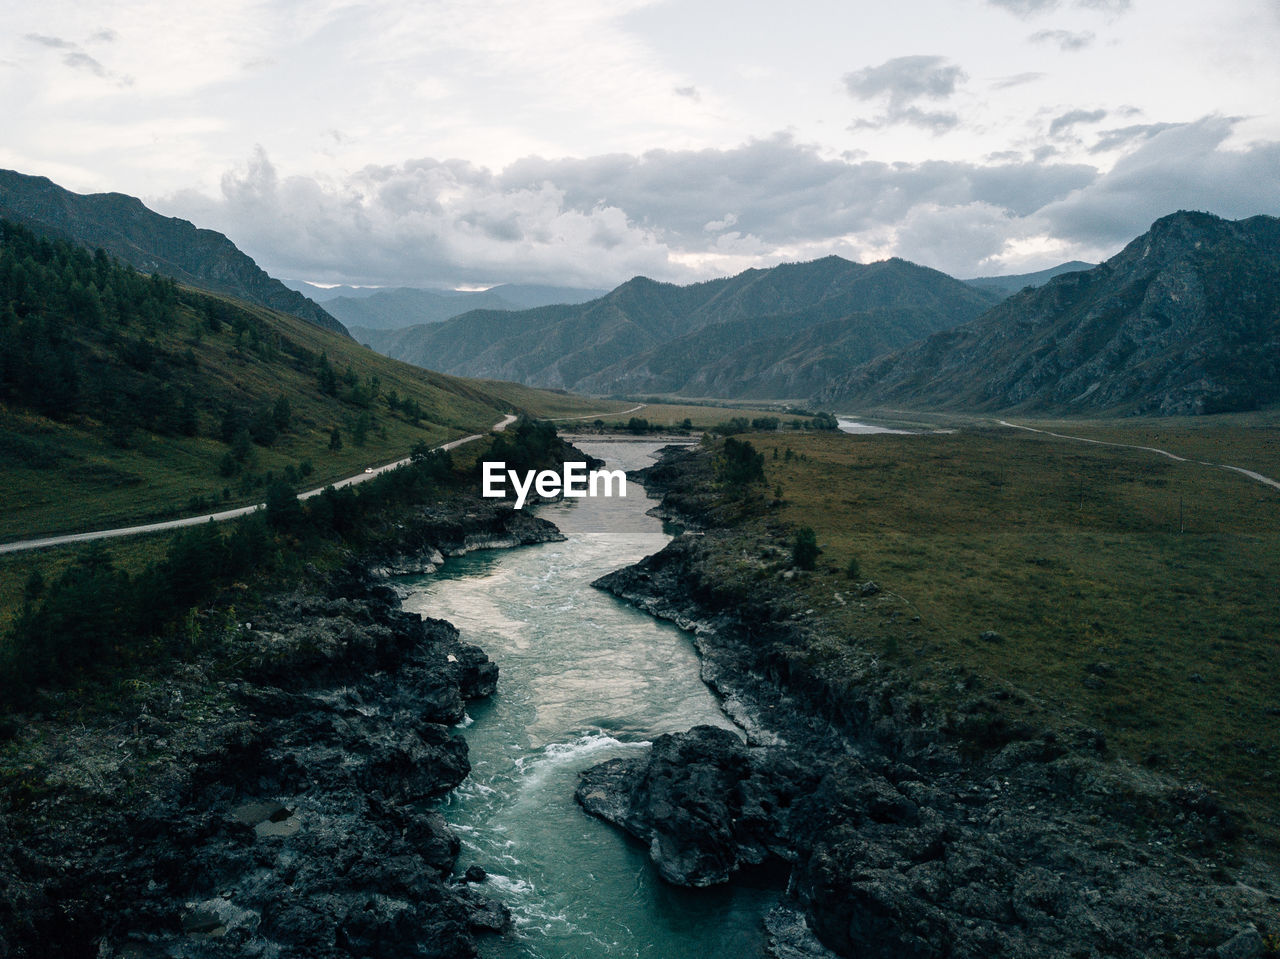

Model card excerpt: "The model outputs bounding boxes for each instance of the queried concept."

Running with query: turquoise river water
[398,441,779,959]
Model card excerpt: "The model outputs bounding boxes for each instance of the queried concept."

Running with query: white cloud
[1030,29,1095,50]
[168,147,675,288]
[159,113,1280,288]
[988,0,1130,16]
[23,31,131,85]
[1036,116,1280,246]
[163,137,1102,284]
[893,202,1026,275]
[1089,121,1180,153]
[988,0,1061,14]
[1049,108,1108,137]
[843,56,967,132]
[5,0,1275,286]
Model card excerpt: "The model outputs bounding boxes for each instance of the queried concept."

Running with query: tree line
[0,417,571,709]
[0,219,184,426]
[1,444,455,706]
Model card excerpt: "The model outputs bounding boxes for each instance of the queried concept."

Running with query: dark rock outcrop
[577,725,811,886]
[363,497,566,580]
[0,587,505,958]
[0,498,566,957]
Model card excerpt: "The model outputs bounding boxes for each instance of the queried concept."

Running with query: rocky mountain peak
[819,211,1280,416]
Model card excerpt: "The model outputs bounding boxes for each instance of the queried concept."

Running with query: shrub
[792,526,820,570]
[717,436,765,487]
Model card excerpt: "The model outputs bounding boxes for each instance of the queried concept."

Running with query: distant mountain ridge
[0,170,349,337]
[963,261,1095,297]
[327,283,608,331]
[357,255,1000,398]
[818,211,1280,415]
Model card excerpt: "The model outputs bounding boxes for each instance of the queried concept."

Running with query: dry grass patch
[747,426,1280,846]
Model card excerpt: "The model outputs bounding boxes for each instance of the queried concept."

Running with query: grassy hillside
[0,169,347,335]
[690,420,1280,851]
[0,221,619,541]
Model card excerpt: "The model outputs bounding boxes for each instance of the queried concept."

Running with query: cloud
[25,33,77,50]
[991,72,1045,89]
[159,115,1277,288]
[503,136,1081,242]
[852,108,960,134]
[61,52,109,78]
[1030,29,1095,50]
[1076,0,1130,11]
[843,56,967,132]
[25,31,128,84]
[894,202,1026,276]
[844,55,966,105]
[169,146,674,288]
[704,213,738,232]
[1049,108,1107,137]
[988,0,1061,15]
[1037,116,1280,247]
[1089,121,1180,152]
[988,0,1129,14]
[164,137,1103,286]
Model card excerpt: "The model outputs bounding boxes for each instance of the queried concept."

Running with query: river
[398,441,780,958]
[836,416,914,435]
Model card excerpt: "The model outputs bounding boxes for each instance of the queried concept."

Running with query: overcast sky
[3,0,1278,289]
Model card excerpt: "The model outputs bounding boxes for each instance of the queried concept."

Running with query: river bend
[399,441,777,959]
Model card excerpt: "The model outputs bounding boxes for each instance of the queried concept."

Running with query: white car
[364,467,374,473]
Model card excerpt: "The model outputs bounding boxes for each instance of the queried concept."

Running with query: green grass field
[999,411,1280,480]
[556,399,819,430]
[739,419,1280,848]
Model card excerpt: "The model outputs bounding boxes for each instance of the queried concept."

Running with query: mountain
[818,212,1280,415]
[963,261,1095,298]
[0,169,349,337]
[357,256,999,398]
[333,288,521,330]
[572,305,977,400]
[486,283,610,309]
[284,283,385,302]
[328,283,609,331]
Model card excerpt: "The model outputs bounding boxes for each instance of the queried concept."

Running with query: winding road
[19,408,1268,557]
[998,420,1280,492]
[549,403,646,422]
[0,414,519,556]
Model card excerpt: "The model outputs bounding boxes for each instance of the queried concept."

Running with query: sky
[2,0,1279,290]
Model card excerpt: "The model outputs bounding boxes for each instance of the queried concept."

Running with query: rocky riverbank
[0,498,562,958]
[582,443,1277,959]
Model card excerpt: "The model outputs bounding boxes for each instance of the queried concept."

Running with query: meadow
[738,419,1279,850]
